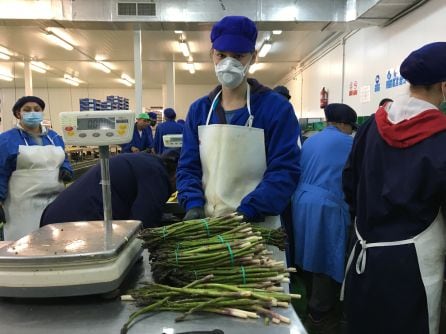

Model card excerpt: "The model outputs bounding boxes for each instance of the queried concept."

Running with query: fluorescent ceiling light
[121,73,135,84]
[30,61,49,73]
[0,72,13,81]
[63,78,79,86]
[119,78,132,87]
[63,74,81,86]
[249,63,260,74]
[0,52,10,60]
[179,40,190,57]
[258,41,272,58]
[187,62,195,74]
[45,31,73,51]
[94,61,111,73]
[64,74,81,83]
[272,30,282,35]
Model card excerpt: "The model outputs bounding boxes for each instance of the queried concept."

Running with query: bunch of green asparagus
[121,214,297,332]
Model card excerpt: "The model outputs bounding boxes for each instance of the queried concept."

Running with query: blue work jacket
[176,78,301,219]
[121,125,153,153]
[292,126,353,282]
[153,120,184,154]
[0,127,72,201]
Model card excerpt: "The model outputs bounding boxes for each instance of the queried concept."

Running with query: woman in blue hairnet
[176,16,301,249]
[343,42,446,334]
[0,96,72,240]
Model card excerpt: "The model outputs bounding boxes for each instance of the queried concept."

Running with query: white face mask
[214,56,251,89]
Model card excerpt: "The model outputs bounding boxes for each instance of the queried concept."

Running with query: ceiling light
[0,72,13,81]
[258,41,272,58]
[187,62,195,74]
[0,52,10,60]
[63,74,81,86]
[179,40,190,57]
[249,63,260,74]
[30,61,49,73]
[64,78,79,86]
[94,61,111,73]
[272,30,282,35]
[121,73,135,84]
[45,31,73,51]
[119,78,132,87]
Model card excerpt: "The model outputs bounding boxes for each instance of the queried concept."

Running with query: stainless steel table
[0,252,307,334]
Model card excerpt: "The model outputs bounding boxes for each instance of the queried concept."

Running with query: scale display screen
[60,110,135,146]
[77,117,116,130]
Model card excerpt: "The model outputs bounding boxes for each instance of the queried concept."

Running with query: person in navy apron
[176,16,301,245]
[121,113,154,153]
[342,42,446,334]
[292,103,357,331]
[0,96,72,241]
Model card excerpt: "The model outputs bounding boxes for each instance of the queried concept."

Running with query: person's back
[154,108,183,154]
[299,126,353,197]
[342,42,446,334]
[40,153,172,228]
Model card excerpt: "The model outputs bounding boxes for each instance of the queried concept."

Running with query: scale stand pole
[99,145,113,244]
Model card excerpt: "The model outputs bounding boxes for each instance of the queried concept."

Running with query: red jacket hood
[375,107,446,148]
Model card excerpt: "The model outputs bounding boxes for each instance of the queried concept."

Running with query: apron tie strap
[341,222,415,300]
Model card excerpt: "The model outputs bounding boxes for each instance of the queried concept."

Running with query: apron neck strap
[18,128,55,146]
[206,83,253,127]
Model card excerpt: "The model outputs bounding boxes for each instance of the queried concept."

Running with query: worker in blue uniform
[121,113,153,153]
[40,150,178,229]
[292,103,357,331]
[153,108,183,154]
[0,96,72,240]
[342,42,446,334]
[176,16,301,240]
[148,112,158,127]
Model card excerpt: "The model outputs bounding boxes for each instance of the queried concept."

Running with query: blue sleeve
[0,131,19,201]
[147,128,154,149]
[48,130,73,174]
[237,100,301,219]
[176,100,206,211]
[131,160,171,228]
[153,125,161,154]
[120,127,136,153]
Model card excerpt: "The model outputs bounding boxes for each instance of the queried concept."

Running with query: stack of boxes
[79,98,101,111]
[106,96,130,110]
[79,96,130,111]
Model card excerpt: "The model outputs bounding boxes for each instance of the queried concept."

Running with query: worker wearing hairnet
[41,151,178,229]
[121,112,154,153]
[292,103,357,331]
[0,96,72,240]
[148,112,158,127]
[343,42,446,334]
[176,16,301,237]
[153,108,183,154]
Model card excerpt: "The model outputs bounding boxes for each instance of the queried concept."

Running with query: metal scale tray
[0,220,142,298]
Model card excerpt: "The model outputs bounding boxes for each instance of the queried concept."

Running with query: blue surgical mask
[215,56,251,89]
[440,86,446,114]
[22,111,43,127]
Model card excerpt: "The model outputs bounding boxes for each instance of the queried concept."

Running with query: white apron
[3,135,65,240]
[198,85,282,258]
[341,211,446,334]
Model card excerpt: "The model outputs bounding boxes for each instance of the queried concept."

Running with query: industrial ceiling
[0,0,428,89]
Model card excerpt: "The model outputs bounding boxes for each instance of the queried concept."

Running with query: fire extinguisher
[320,87,328,109]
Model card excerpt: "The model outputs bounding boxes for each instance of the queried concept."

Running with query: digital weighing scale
[0,110,144,298]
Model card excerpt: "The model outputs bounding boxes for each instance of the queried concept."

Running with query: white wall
[0,84,214,133]
[279,0,446,118]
